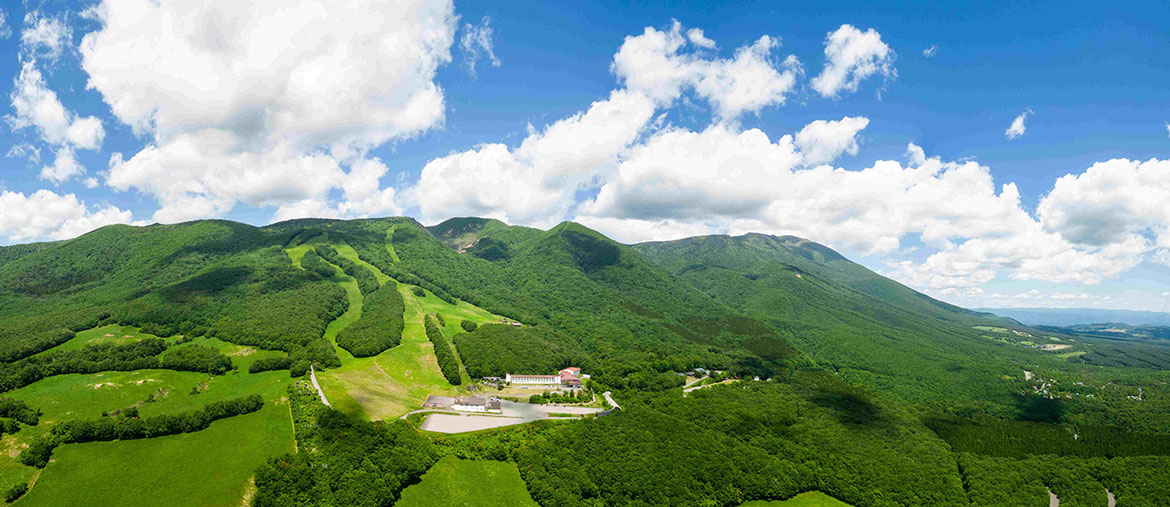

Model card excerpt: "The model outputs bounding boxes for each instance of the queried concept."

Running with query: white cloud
[612,21,800,119]
[687,28,715,49]
[0,9,11,39]
[794,116,869,166]
[922,45,937,58]
[412,89,657,226]
[1037,158,1170,248]
[1005,110,1031,139]
[1165,123,1169,138]
[40,146,85,184]
[82,0,457,222]
[460,16,500,77]
[65,115,105,150]
[905,142,927,166]
[21,11,71,61]
[810,24,895,98]
[8,59,105,183]
[0,189,133,243]
[9,61,70,144]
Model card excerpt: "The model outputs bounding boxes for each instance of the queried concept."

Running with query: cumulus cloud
[922,45,937,58]
[40,147,85,184]
[412,22,801,225]
[0,189,133,243]
[412,89,657,226]
[21,11,71,61]
[794,116,869,166]
[8,59,105,183]
[460,16,500,77]
[82,0,457,222]
[810,24,895,98]
[1037,158,1170,248]
[612,21,801,119]
[687,28,715,49]
[1005,109,1031,139]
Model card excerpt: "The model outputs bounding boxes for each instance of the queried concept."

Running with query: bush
[290,360,310,378]
[0,397,40,425]
[460,320,477,332]
[4,482,28,503]
[249,356,292,374]
[412,286,425,297]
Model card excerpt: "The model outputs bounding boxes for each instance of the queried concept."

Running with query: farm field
[395,455,538,507]
[16,400,294,507]
[741,491,853,507]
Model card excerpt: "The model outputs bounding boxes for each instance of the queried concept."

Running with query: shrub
[4,482,28,503]
[460,320,477,332]
[412,286,425,297]
[249,356,292,373]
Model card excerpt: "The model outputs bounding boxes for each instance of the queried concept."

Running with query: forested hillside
[2,217,1170,506]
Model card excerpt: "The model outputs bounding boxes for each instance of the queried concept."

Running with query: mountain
[4,217,1170,507]
[632,233,1040,405]
[977,307,1170,327]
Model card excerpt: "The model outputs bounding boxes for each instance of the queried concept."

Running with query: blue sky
[1,0,1168,311]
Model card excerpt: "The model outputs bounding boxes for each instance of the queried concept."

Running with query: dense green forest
[3,216,1170,506]
[335,282,405,357]
[424,313,462,385]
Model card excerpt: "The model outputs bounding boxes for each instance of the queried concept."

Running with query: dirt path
[310,365,331,407]
[1047,488,1059,507]
[1107,489,1116,507]
[603,391,621,410]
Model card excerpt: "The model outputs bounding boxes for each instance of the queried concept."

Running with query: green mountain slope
[633,233,1063,409]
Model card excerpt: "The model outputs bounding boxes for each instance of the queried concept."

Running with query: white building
[505,367,584,388]
[452,396,501,413]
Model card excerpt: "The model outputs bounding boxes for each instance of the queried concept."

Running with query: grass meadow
[16,400,294,507]
[395,455,538,507]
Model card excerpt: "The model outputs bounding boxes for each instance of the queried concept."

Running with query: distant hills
[977,307,1170,327]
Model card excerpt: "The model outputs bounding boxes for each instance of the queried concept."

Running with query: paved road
[309,364,331,407]
[603,391,621,410]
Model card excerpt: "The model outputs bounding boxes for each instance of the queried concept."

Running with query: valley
[0,217,1168,506]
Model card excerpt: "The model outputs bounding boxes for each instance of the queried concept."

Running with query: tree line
[314,245,380,296]
[20,395,263,468]
[0,340,235,393]
[423,314,461,385]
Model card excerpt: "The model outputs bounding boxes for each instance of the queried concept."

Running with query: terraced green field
[395,455,538,507]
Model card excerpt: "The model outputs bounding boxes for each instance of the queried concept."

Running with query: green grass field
[395,455,538,507]
[0,339,293,500]
[16,400,294,507]
[31,324,172,358]
[740,491,853,507]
